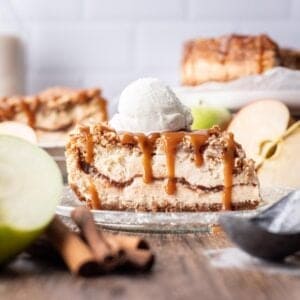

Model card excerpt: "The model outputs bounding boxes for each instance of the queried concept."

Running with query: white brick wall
[84,0,186,21]
[188,0,291,20]
[10,0,84,21]
[0,0,299,113]
[28,23,135,71]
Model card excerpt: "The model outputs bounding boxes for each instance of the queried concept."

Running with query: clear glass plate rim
[55,186,294,231]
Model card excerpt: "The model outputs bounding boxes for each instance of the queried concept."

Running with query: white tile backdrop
[0,0,300,114]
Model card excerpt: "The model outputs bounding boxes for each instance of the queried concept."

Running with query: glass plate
[56,186,293,233]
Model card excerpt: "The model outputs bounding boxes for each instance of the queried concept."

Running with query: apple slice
[0,135,63,264]
[0,121,37,144]
[258,122,300,188]
[228,100,290,164]
[191,106,232,130]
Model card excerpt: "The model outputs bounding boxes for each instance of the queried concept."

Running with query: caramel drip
[120,132,159,184]
[222,133,234,210]
[83,128,94,164]
[162,132,185,195]
[148,133,160,144]
[99,98,108,121]
[21,101,35,128]
[186,132,208,167]
[120,133,137,145]
[135,134,153,183]
[258,35,263,74]
[121,131,209,196]
[88,182,101,209]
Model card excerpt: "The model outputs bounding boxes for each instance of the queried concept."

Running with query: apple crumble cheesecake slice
[0,87,107,141]
[66,124,260,212]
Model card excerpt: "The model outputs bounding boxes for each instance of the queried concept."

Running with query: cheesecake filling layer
[70,176,259,212]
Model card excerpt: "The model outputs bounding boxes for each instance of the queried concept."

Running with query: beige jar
[0,34,25,97]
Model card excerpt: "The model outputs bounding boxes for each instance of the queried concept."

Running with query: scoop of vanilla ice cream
[109,78,193,133]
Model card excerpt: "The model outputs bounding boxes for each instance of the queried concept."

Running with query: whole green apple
[191,106,231,130]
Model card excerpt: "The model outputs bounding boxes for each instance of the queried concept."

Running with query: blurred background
[0,0,300,100]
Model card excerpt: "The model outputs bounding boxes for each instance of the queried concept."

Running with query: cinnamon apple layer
[66,124,260,212]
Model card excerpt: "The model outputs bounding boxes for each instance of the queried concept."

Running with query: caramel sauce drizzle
[120,131,209,196]
[21,100,35,128]
[82,127,94,164]
[222,133,234,210]
[161,132,185,195]
[120,132,159,184]
[258,34,264,74]
[120,133,136,145]
[99,98,108,121]
[88,182,101,209]
[85,128,234,209]
[137,133,160,183]
[186,132,208,167]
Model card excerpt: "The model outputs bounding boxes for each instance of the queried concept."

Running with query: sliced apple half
[258,122,300,188]
[191,106,231,130]
[0,135,63,264]
[228,100,290,164]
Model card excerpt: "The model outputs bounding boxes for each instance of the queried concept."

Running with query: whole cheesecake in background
[66,78,260,212]
[182,34,280,85]
[0,87,107,143]
[181,34,300,86]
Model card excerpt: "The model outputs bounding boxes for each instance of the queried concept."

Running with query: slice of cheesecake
[182,34,281,86]
[66,124,260,212]
[0,87,107,138]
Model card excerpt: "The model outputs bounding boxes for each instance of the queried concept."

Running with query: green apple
[191,106,231,130]
[0,135,63,265]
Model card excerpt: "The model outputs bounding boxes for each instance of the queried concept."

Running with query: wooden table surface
[1,230,300,300]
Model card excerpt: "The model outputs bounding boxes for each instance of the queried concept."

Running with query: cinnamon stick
[46,216,102,276]
[103,234,154,271]
[104,234,150,250]
[101,236,154,272]
[71,207,155,272]
[121,249,155,272]
[71,207,122,269]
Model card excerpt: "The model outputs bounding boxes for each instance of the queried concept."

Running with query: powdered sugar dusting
[205,247,300,276]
